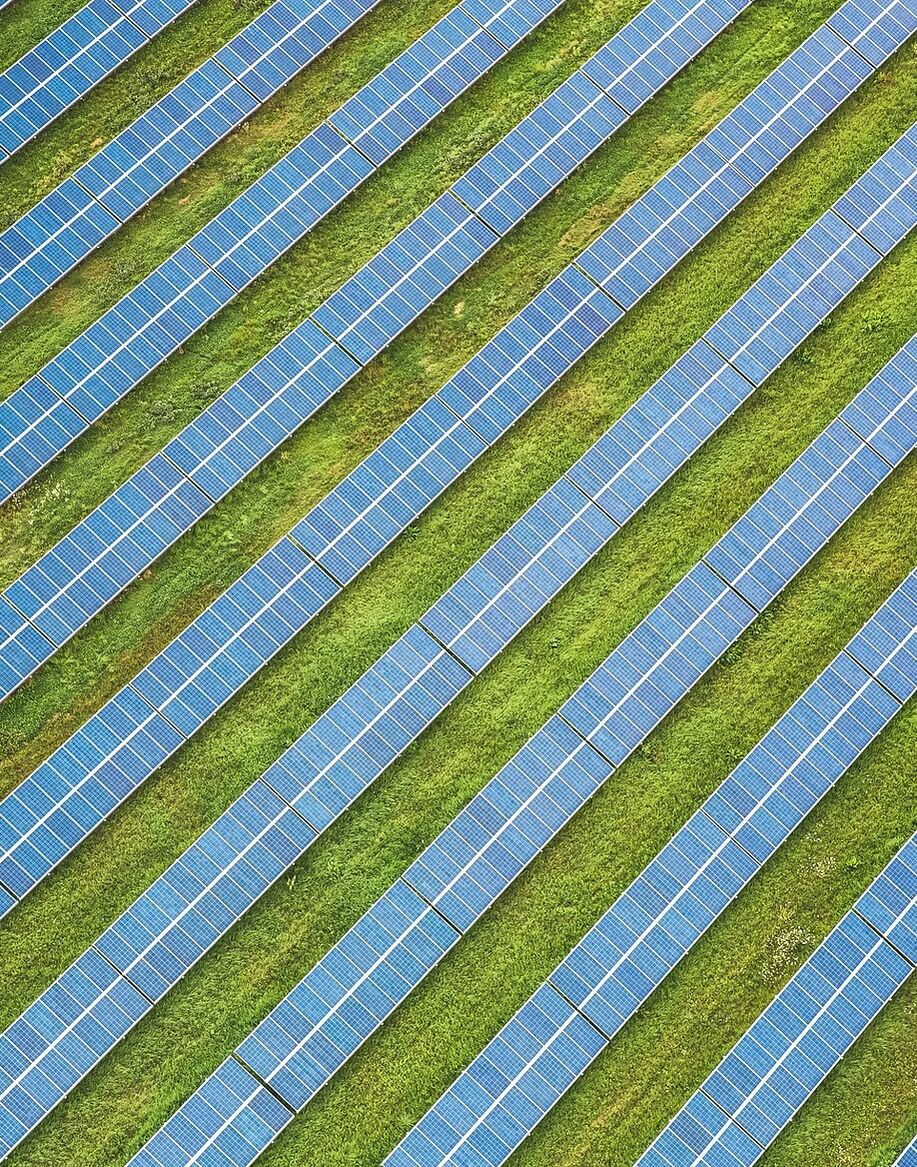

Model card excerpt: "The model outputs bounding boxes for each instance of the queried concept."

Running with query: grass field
[0,0,915,1164]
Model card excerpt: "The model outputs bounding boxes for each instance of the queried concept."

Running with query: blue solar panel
[705,23,873,188]
[290,396,488,585]
[237,881,460,1110]
[327,6,505,165]
[421,477,618,673]
[0,0,183,157]
[404,716,611,931]
[0,687,183,898]
[0,948,150,1157]
[559,562,756,765]
[75,57,261,221]
[265,625,473,830]
[894,1137,917,1167]
[452,70,626,236]
[583,0,748,114]
[705,210,881,385]
[550,808,758,1038]
[95,779,317,1001]
[847,569,917,703]
[853,836,917,962]
[0,595,55,703]
[162,321,359,501]
[839,334,917,467]
[827,0,917,68]
[0,0,382,334]
[130,539,339,737]
[127,1056,294,1167]
[386,983,605,1167]
[188,123,374,293]
[461,0,560,50]
[0,178,120,326]
[635,836,917,1167]
[577,140,754,308]
[835,123,917,255]
[704,652,901,862]
[702,912,911,1144]
[438,265,623,444]
[705,418,891,611]
[566,339,751,524]
[39,243,239,423]
[313,192,500,364]
[5,454,211,642]
[0,379,85,500]
[214,0,379,103]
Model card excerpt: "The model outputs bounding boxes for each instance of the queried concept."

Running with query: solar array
[0,0,197,157]
[0,132,914,1158]
[634,837,917,1167]
[0,10,913,919]
[122,395,917,1167]
[0,0,385,332]
[0,0,758,697]
[0,0,563,489]
[896,1137,917,1166]
[384,573,917,1167]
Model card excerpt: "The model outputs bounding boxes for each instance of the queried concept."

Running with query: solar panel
[383,570,917,1167]
[403,716,611,931]
[262,625,474,830]
[894,1138,917,1167]
[834,115,917,254]
[0,0,197,158]
[559,562,757,765]
[705,417,890,612]
[386,985,606,1167]
[127,1057,294,1167]
[0,27,911,925]
[0,0,385,331]
[839,334,917,467]
[0,948,150,1157]
[419,478,618,674]
[638,839,917,1165]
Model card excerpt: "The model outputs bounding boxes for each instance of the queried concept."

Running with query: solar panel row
[384,571,917,1167]
[0,153,913,1166]
[0,0,384,333]
[0,8,911,921]
[0,0,198,157]
[635,836,917,1167]
[0,0,562,489]
[896,1137,917,1166]
[124,398,917,1167]
[0,168,909,1163]
[0,0,753,698]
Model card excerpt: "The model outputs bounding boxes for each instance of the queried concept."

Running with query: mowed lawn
[0,0,915,1164]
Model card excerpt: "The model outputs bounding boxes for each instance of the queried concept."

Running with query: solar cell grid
[0,0,196,158]
[419,477,618,674]
[402,715,611,931]
[94,778,317,1002]
[705,416,891,611]
[834,120,917,253]
[896,1139,917,1167]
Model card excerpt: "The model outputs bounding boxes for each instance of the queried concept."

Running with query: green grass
[0,0,915,1164]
